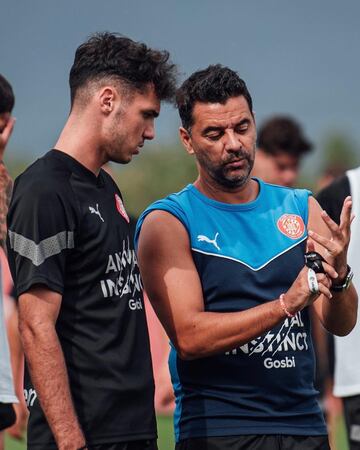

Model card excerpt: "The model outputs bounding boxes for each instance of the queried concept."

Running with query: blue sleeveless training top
[135,179,326,441]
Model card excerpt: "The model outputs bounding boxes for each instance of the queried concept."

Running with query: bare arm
[137,210,330,360]
[19,286,86,450]
[308,196,358,335]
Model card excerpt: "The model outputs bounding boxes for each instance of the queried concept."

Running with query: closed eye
[235,121,250,134]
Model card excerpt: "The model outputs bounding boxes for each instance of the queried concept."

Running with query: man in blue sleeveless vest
[135,65,357,450]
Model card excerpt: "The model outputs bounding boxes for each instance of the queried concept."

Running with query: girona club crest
[115,194,130,223]
[277,214,305,239]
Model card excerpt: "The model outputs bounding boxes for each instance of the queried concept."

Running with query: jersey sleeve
[7,178,77,297]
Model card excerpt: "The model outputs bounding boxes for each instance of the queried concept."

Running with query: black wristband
[77,446,87,450]
[304,251,326,274]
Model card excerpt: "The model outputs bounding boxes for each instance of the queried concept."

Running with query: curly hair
[69,32,177,105]
[176,64,253,132]
[257,116,312,157]
[0,74,15,114]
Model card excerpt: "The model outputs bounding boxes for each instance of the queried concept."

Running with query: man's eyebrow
[202,126,224,135]
[202,118,250,135]
[236,118,251,126]
[146,109,159,118]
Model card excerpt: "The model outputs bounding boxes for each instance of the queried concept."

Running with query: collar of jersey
[50,149,104,186]
[187,177,263,211]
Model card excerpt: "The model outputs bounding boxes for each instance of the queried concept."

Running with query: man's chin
[218,170,251,189]
[108,154,132,165]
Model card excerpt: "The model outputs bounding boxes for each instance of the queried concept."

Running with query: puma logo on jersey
[197,232,220,250]
[89,204,104,222]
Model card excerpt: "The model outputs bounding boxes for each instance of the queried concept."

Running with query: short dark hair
[176,64,253,131]
[69,32,177,105]
[257,116,312,157]
[0,74,15,114]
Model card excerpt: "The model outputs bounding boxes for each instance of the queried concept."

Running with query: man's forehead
[192,96,252,126]
[132,84,160,109]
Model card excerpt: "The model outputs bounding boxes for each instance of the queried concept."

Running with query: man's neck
[54,114,105,176]
[193,176,259,204]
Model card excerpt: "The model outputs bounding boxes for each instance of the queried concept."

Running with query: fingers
[339,196,353,233]
[322,261,338,280]
[320,209,341,235]
[319,197,352,238]
[317,280,332,300]
[308,229,336,254]
[310,273,332,300]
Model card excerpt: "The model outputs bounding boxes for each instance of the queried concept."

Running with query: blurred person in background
[252,115,312,187]
[0,73,18,450]
[317,166,360,450]
[317,164,348,192]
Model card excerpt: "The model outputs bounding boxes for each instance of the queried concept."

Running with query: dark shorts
[0,402,16,431]
[343,394,360,450]
[90,440,157,450]
[175,435,330,450]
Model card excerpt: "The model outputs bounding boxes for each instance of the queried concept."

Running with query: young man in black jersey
[7,33,177,450]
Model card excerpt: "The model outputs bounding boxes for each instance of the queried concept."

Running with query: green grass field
[5,416,174,450]
[4,415,348,450]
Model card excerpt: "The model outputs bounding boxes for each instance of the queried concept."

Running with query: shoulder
[260,179,312,207]
[15,153,72,196]
[259,179,311,197]
[9,154,78,227]
[135,185,192,248]
[141,185,192,221]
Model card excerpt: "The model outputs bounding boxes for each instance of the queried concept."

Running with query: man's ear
[99,86,117,114]
[179,127,195,155]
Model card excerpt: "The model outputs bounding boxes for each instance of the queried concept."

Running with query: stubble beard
[199,149,255,190]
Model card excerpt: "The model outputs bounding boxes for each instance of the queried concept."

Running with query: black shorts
[343,394,360,450]
[175,435,330,450]
[90,440,157,450]
[0,402,16,431]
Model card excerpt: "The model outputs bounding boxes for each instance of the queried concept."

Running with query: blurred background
[1,1,360,449]
[2,0,360,211]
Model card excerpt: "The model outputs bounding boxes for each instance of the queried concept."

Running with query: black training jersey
[7,150,156,448]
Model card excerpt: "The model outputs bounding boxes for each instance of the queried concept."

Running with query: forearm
[319,284,358,336]
[0,160,13,251]
[172,297,288,359]
[21,324,85,449]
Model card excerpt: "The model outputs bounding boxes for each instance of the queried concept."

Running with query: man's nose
[144,122,155,140]
[224,130,242,151]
